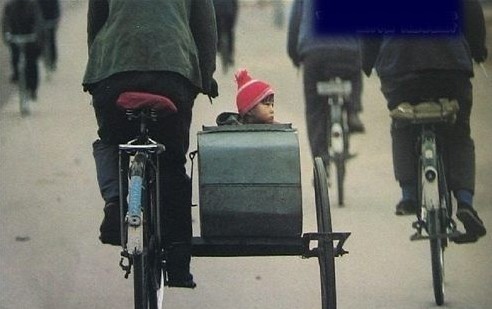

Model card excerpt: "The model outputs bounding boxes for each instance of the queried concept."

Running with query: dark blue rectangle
[315,0,461,36]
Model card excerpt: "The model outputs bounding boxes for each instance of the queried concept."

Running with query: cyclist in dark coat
[361,0,487,240]
[82,0,218,287]
[37,0,60,70]
[2,0,44,99]
[212,0,238,71]
[287,0,365,170]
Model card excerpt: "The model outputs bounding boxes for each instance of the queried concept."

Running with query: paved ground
[0,2,491,309]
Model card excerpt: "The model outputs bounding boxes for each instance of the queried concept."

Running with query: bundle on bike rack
[390,99,459,123]
[197,124,302,239]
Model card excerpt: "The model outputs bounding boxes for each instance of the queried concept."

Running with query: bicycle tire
[128,159,148,309]
[129,155,164,309]
[429,210,445,306]
[133,252,149,309]
[437,155,452,249]
[314,157,337,309]
[147,236,164,309]
[18,62,30,116]
[133,249,163,309]
[147,176,164,309]
[335,155,345,207]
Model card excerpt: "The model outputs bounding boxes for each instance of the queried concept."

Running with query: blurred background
[1,1,491,308]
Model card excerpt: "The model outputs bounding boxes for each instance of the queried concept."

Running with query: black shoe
[167,273,197,289]
[348,113,365,133]
[451,232,479,244]
[395,199,418,216]
[99,201,121,246]
[456,202,486,238]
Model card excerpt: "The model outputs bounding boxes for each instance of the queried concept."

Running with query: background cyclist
[360,0,487,240]
[37,0,60,72]
[2,0,44,100]
[212,0,239,72]
[287,0,365,171]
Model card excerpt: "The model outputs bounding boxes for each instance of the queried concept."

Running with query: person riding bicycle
[37,0,60,71]
[287,0,365,170]
[212,0,239,72]
[82,0,218,288]
[2,0,44,99]
[361,0,487,240]
[216,69,276,125]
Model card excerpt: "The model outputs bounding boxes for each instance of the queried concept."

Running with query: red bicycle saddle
[116,92,177,115]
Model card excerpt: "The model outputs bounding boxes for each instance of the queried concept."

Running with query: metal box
[197,124,303,238]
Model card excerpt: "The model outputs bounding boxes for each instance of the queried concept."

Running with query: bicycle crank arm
[410,231,461,241]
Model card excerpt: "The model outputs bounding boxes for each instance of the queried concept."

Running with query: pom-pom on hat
[235,69,274,116]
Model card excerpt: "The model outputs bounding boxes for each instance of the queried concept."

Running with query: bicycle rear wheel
[131,201,164,309]
[334,155,345,206]
[133,248,163,309]
[129,155,164,309]
[429,210,445,306]
[314,157,337,309]
[146,189,164,309]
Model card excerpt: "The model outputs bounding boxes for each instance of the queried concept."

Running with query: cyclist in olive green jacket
[82,0,218,288]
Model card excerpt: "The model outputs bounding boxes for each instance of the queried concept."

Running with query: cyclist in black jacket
[361,0,487,240]
[2,0,44,99]
[37,0,60,70]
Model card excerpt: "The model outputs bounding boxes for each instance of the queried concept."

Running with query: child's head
[235,69,275,124]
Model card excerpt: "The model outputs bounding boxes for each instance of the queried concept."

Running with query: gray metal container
[197,124,303,238]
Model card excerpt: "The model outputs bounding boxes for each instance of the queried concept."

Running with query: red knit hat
[235,69,274,116]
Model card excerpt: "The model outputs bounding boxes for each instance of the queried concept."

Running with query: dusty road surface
[1,2,491,309]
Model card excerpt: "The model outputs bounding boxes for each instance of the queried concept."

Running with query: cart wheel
[314,157,337,309]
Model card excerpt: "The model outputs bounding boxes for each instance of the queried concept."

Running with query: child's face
[248,100,274,124]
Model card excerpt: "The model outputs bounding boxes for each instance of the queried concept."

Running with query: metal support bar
[302,232,351,258]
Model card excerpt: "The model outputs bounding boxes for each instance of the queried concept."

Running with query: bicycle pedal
[450,232,478,244]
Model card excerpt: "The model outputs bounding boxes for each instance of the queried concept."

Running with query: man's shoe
[167,273,197,289]
[348,113,365,133]
[99,202,121,246]
[456,202,486,238]
[450,232,479,244]
[395,199,418,216]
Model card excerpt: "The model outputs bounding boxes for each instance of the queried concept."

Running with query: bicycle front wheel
[429,210,445,306]
[314,157,337,309]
